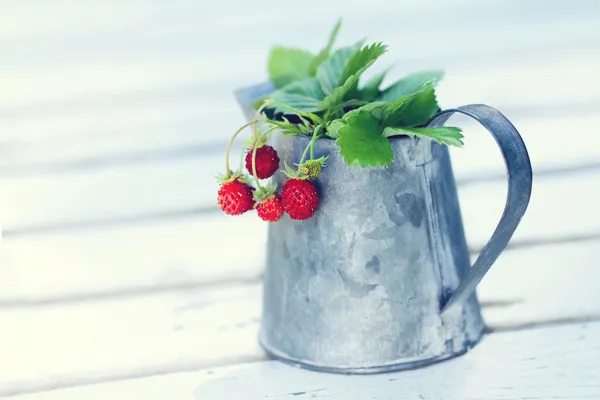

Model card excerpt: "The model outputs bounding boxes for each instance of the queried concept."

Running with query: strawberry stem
[252,103,269,143]
[259,125,279,144]
[300,124,322,165]
[251,144,265,193]
[225,120,258,178]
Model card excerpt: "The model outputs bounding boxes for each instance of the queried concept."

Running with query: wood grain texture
[1,0,599,234]
[1,170,598,302]
[1,0,599,172]
[0,284,263,396]
[2,1,597,106]
[0,214,264,303]
[2,113,600,232]
[7,322,600,399]
[1,238,599,395]
[2,50,599,170]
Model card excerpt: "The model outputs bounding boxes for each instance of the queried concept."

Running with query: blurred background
[1,0,599,396]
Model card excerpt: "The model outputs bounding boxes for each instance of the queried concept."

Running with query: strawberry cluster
[217,142,323,223]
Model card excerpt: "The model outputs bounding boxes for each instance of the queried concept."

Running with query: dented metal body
[261,134,484,373]
[235,83,533,374]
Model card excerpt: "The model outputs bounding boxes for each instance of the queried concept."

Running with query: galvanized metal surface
[237,85,532,373]
[261,134,482,373]
[428,106,533,313]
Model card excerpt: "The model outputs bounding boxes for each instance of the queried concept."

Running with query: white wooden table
[1,1,600,398]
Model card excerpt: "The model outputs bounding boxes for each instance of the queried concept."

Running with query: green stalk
[300,124,322,165]
[252,102,270,142]
[261,125,279,140]
[251,145,264,194]
[224,120,259,178]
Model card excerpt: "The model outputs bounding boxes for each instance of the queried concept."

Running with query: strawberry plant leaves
[316,45,360,95]
[317,73,360,112]
[283,77,326,100]
[317,46,386,113]
[267,92,321,113]
[326,119,345,138]
[379,70,444,101]
[360,69,388,102]
[339,42,388,89]
[340,85,437,128]
[383,126,464,147]
[325,99,368,116]
[268,47,316,89]
[336,111,393,167]
[266,77,326,113]
[308,19,342,76]
[383,83,439,127]
[342,101,390,122]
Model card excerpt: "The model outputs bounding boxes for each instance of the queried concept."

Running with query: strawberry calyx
[298,156,327,180]
[282,161,310,180]
[252,183,278,204]
[216,169,253,186]
[244,130,271,150]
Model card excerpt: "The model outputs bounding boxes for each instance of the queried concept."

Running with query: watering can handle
[426,104,533,315]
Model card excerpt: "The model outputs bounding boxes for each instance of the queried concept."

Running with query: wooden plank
[1,0,599,169]
[0,214,264,303]
[1,169,598,302]
[0,284,263,397]
[1,238,599,395]
[2,113,600,231]
[2,49,600,171]
[478,239,600,329]
[3,2,596,82]
[459,168,600,245]
[4,0,594,43]
[6,322,600,398]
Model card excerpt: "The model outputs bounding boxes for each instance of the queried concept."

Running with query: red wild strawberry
[245,145,280,179]
[217,179,255,216]
[256,194,284,222]
[281,179,319,220]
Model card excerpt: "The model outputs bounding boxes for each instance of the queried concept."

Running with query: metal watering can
[235,82,533,374]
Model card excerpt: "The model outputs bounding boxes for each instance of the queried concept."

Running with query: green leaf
[268,47,316,89]
[339,84,439,129]
[383,83,439,127]
[342,101,390,122]
[383,126,464,147]
[317,73,360,112]
[360,69,388,101]
[336,111,393,167]
[317,44,387,113]
[266,77,326,113]
[379,70,444,101]
[326,119,345,138]
[339,42,388,89]
[267,92,321,113]
[316,45,360,95]
[326,99,368,115]
[308,19,342,76]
